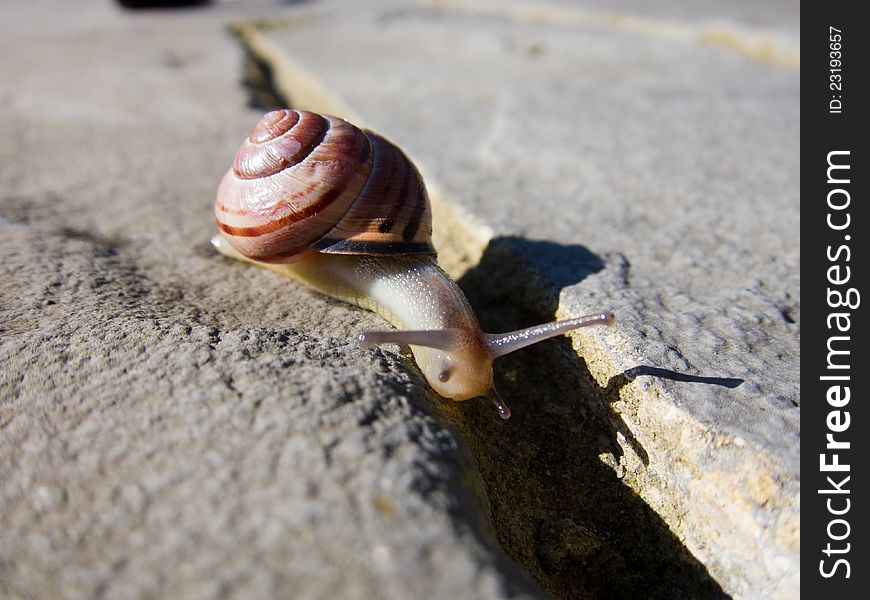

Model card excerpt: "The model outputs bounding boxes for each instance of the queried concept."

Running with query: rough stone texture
[1,1,799,599]
[0,2,539,599]
[233,1,800,597]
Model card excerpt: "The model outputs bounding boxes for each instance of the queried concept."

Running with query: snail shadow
[435,236,730,600]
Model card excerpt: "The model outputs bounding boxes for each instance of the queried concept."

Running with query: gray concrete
[1,1,799,599]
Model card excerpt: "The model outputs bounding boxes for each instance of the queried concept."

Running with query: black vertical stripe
[384,152,411,234]
[358,133,371,165]
[401,172,427,241]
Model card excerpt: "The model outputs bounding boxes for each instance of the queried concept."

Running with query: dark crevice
[434,237,729,600]
[232,28,291,111]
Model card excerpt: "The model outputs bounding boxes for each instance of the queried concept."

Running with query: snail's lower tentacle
[487,388,511,420]
[358,329,464,352]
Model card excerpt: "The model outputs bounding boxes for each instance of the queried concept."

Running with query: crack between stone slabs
[226,20,730,600]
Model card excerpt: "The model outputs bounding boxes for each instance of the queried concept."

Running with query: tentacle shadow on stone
[623,365,744,388]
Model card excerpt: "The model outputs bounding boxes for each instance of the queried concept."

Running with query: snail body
[214,109,613,419]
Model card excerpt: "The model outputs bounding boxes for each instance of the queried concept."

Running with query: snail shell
[215,109,434,263]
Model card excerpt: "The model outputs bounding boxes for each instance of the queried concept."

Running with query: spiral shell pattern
[215,109,434,263]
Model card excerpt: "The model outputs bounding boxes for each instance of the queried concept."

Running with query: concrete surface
[1,1,799,599]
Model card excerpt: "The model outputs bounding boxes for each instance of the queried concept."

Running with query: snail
[212,109,614,419]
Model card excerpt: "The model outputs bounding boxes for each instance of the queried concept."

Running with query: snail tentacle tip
[358,332,375,350]
[488,388,511,420]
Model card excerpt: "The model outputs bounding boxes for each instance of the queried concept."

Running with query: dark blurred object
[115,0,212,9]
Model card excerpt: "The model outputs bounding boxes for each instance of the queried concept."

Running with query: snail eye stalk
[484,312,615,358]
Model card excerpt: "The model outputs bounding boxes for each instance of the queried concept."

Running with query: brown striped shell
[215,109,434,263]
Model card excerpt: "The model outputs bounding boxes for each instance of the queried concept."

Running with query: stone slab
[239,1,800,597]
[1,0,800,598]
[0,1,542,598]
